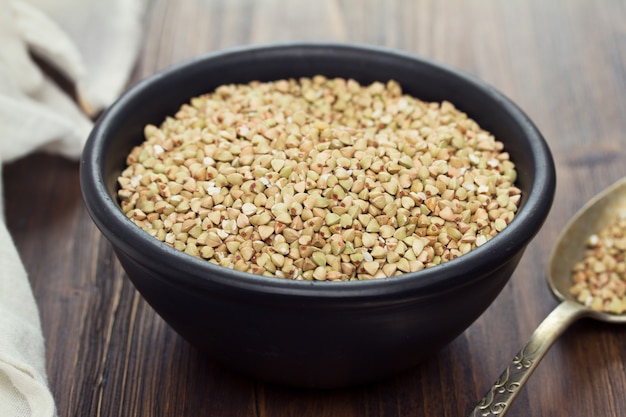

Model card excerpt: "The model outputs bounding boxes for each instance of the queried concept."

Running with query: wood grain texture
[3,0,626,416]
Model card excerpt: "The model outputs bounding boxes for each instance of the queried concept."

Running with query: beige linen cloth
[0,0,145,416]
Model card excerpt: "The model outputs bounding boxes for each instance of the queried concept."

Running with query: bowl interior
[82,43,555,298]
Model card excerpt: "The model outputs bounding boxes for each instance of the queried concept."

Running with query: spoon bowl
[548,177,626,323]
[470,177,626,417]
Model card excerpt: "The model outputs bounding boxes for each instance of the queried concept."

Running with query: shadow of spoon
[469,177,626,417]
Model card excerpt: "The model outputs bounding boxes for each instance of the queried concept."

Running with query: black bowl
[80,43,555,388]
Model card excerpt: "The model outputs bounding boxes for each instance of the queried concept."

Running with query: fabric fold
[0,221,56,417]
[0,0,146,416]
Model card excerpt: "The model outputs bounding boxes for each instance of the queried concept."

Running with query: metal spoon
[469,177,626,417]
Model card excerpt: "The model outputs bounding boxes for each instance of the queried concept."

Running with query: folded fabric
[0,0,145,416]
[0,222,56,417]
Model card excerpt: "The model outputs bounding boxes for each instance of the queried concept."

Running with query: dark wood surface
[4,1,626,416]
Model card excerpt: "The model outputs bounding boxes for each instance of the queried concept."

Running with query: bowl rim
[80,41,556,300]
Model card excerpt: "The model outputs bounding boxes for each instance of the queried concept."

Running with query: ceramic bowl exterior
[80,43,556,388]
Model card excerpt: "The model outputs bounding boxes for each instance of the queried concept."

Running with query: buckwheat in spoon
[469,177,626,416]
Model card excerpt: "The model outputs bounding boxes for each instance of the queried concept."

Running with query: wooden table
[4,0,626,416]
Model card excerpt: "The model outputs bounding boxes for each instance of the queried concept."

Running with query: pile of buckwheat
[570,215,626,314]
[117,76,520,281]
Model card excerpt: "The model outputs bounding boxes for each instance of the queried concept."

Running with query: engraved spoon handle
[469,300,587,417]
